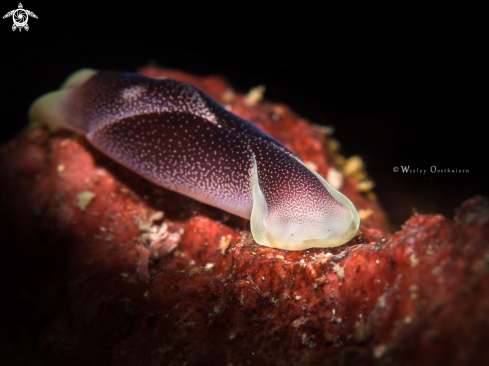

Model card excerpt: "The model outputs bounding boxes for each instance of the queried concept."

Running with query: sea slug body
[29,69,360,250]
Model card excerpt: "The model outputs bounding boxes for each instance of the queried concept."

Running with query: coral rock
[1,67,488,366]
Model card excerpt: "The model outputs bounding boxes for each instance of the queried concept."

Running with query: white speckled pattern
[29,69,360,250]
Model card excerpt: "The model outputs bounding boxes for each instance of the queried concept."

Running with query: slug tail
[28,90,71,132]
[60,68,97,90]
[28,69,97,134]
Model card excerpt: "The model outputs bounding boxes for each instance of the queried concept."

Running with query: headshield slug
[29,69,360,250]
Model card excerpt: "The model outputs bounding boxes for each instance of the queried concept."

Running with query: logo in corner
[3,3,37,32]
